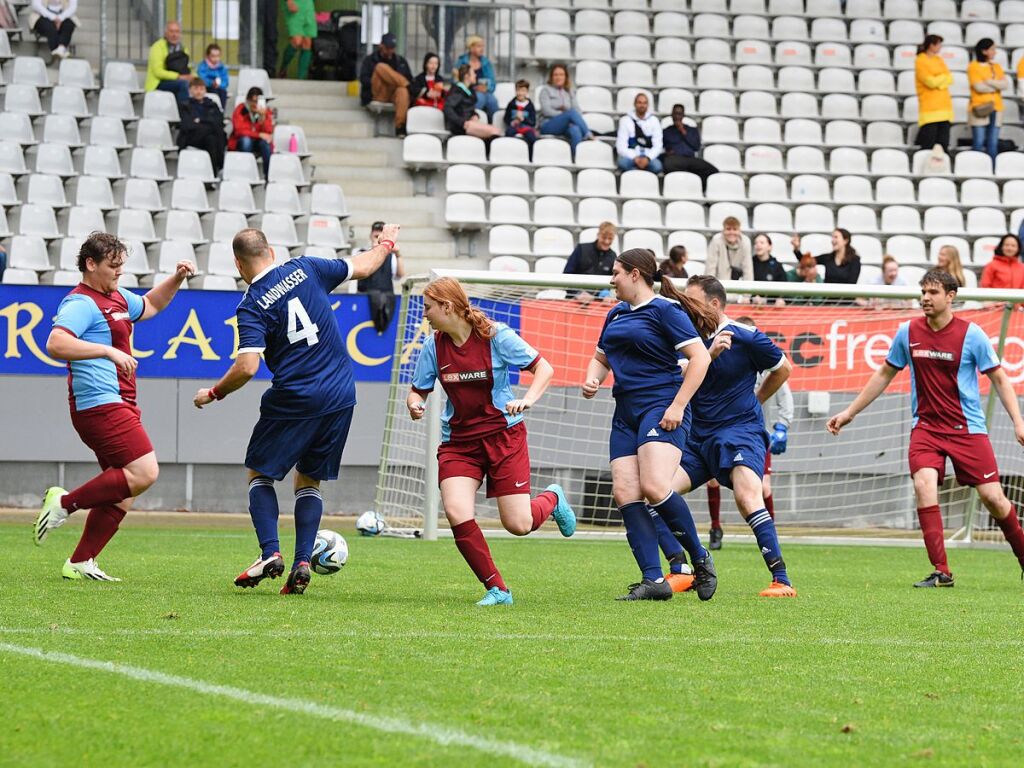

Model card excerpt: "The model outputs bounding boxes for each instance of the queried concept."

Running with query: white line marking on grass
[0,642,588,768]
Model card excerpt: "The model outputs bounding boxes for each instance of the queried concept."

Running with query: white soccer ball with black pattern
[356,510,386,537]
[311,529,348,575]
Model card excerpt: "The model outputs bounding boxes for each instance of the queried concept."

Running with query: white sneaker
[34,486,69,546]
[54,45,68,59]
[62,558,121,581]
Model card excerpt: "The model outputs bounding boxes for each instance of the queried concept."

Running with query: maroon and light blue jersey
[411,323,540,443]
[885,316,1000,435]
[52,284,146,412]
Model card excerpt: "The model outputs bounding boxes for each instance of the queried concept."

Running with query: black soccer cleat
[708,527,723,550]
[693,553,718,601]
[913,570,954,588]
[280,562,311,595]
[234,553,285,588]
[616,578,673,601]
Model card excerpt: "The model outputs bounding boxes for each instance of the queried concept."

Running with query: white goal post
[374,270,1024,545]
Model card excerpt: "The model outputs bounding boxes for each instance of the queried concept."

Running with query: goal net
[374,271,1024,544]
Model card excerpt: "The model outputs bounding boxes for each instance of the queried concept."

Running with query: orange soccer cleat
[759,581,797,598]
[665,572,695,593]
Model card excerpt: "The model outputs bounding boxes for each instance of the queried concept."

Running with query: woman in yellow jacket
[968,38,1010,160]
[915,34,954,150]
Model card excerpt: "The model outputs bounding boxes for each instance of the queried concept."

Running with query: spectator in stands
[146,20,192,104]
[454,36,498,120]
[359,33,414,137]
[564,221,617,303]
[980,234,1024,289]
[29,0,77,60]
[857,255,912,308]
[177,77,227,174]
[661,103,718,186]
[229,86,274,178]
[503,79,537,156]
[0,243,6,281]
[616,93,663,174]
[751,233,787,306]
[409,52,447,109]
[708,216,752,282]
[279,0,317,80]
[358,221,405,334]
[443,64,501,139]
[537,64,593,158]
[660,245,688,279]
[1018,55,1024,106]
[197,43,229,109]
[935,244,967,288]
[791,228,860,285]
[968,38,1010,161]
[786,253,825,305]
[915,34,953,151]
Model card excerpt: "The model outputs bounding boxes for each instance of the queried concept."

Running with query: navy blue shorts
[245,407,354,481]
[609,389,690,462]
[681,421,769,490]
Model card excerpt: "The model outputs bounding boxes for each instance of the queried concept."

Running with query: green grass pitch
[2,522,1023,768]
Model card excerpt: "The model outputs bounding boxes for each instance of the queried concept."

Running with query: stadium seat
[0,112,37,146]
[653,11,690,36]
[81,116,126,149]
[97,88,137,120]
[693,13,730,38]
[268,154,309,187]
[7,56,50,88]
[0,141,28,175]
[663,172,703,201]
[223,151,264,184]
[745,146,784,173]
[216,180,258,215]
[886,235,928,264]
[954,150,993,177]
[263,182,304,217]
[576,35,614,61]
[69,176,115,210]
[702,116,740,144]
[533,228,575,258]
[831,175,873,204]
[851,235,883,264]
[129,148,170,181]
[736,65,773,92]
[822,94,859,120]
[176,148,216,183]
[622,199,663,229]
[750,174,789,203]
[972,236,998,266]
[8,235,51,272]
[490,137,531,166]
[121,178,164,213]
[534,33,573,60]
[753,203,793,232]
[0,207,10,237]
[1003,180,1024,207]
[310,184,348,218]
[33,143,75,177]
[667,230,708,260]
[578,197,619,227]
[665,201,707,230]
[134,118,176,151]
[787,147,826,174]
[490,195,531,225]
[614,10,650,35]
[490,165,532,195]
[402,134,443,170]
[966,207,1006,235]
[534,196,577,227]
[260,213,300,247]
[273,125,308,156]
[786,120,823,146]
[406,106,447,136]
[707,173,747,203]
[703,145,742,172]
[622,229,665,260]
[653,37,691,63]
[2,269,40,285]
[122,239,154,274]
[815,43,852,68]
[489,255,530,273]
[743,118,781,144]
[24,173,68,208]
[923,206,965,234]
[781,93,818,119]
[236,67,273,99]
[114,209,158,242]
[619,170,661,200]
[533,254,568,273]
[929,235,971,264]
[170,179,212,213]
[794,204,836,232]
[207,242,242,277]
[695,38,731,64]
[445,193,487,229]
[103,62,143,93]
[306,215,348,249]
[656,63,694,89]
[875,176,916,205]
[735,39,773,66]
[865,122,905,148]
[995,152,1024,179]
[143,91,181,123]
[708,201,749,229]
[533,167,575,197]
[195,275,240,291]
[4,84,44,116]
[212,211,250,243]
[698,90,737,117]
[575,141,614,169]
[51,269,81,286]
[617,62,655,89]
[0,172,19,205]
[961,179,1001,206]
[156,240,198,273]
[881,206,922,233]
[488,225,532,257]
[838,205,878,233]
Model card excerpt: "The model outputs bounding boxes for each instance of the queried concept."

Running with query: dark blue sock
[649,507,686,573]
[248,476,280,560]
[651,492,708,563]
[747,508,790,585]
[619,501,663,581]
[293,486,323,568]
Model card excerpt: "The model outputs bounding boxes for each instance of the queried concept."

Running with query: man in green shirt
[145,20,192,103]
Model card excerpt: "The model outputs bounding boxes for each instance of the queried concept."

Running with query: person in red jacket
[979,234,1024,289]
[229,86,275,178]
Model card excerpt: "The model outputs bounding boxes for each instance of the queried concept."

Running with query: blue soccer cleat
[546,484,577,537]
[476,586,514,606]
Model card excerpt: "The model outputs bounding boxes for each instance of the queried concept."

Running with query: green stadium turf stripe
[0,642,588,768]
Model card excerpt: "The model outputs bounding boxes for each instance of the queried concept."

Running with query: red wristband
[378,239,395,252]
[209,386,225,401]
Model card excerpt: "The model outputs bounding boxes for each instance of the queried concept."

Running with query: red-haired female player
[406,277,576,605]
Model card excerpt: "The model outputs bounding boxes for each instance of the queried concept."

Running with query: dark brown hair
[78,232,127,272]
[686,274,728,308]
[617,249,717,336]
[547,63,571,89]
[205,43,221,57]
[920,268,959,294]
[918,34,943,54]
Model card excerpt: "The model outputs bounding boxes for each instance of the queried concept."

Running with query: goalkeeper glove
[770,423,788,455]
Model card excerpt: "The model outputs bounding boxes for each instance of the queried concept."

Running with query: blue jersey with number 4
[236,256,356,419]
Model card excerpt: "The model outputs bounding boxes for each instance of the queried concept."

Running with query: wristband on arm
[209,385,225,401]
[378,240,396,252]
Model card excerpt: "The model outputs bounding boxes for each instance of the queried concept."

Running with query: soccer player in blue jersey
[582,249,719,601]
[193,224,400,595]
[670,275,797,598]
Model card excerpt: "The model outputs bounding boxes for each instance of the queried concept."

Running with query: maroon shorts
[763,451,772,476]
[437,421,532,498]
[908,427,999,487]
[71,402,154,470]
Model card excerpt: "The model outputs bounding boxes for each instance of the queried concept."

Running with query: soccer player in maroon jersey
[828,269,1024,587]
[406,277,576,606]
[34,232,195,581]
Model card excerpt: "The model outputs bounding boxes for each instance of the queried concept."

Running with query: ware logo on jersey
[441,369,489,383]
[912,349,955,362]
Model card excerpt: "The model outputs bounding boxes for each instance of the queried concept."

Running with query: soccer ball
[356,510,386,537]
[311,529,348,575]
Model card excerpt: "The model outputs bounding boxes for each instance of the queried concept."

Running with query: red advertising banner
[520,301,1024,394]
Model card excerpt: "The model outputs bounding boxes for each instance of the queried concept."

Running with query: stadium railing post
[423,392,441,541]
[954,302,1016,545]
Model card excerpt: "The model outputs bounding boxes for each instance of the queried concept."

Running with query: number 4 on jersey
[286,297,320,346]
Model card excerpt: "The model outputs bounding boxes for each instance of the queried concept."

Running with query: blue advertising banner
[0,286,402,381]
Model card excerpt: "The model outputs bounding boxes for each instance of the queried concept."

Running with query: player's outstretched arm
[506,357,554,415]
[45,329,137,375]
[988,367,1024,447]
[757,356,793,404]
[140,260,196,320]
[193,352,261,408]
[581,352,611,399]
[661,341,711,430]
[348,223,400,281]
[826,364,898,435]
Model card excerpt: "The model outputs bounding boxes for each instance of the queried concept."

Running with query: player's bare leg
[280,472,321,595]
[976,481,1024,577]
[733,465,795,597]
[496,486,575,537]
[443,477,511,605]
[911,468,954,587]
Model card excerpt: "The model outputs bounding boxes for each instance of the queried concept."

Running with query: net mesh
[374,275,1024,541]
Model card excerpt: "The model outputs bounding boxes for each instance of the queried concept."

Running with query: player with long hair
[828,269,1024,587]
[407,277,576,606]
[582,249,718,601]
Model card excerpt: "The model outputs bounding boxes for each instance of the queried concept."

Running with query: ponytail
[658,270,718,337]
[462,304,496,339]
